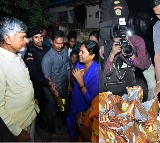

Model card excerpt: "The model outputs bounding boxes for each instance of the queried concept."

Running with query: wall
[49,4,99,28]
[86,5,99,28]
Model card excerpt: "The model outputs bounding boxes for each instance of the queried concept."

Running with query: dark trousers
[0,117,17,142]
[44,88,68,134]
[33,84,46,123]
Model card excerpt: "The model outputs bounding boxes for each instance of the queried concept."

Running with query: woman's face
[89,35,99,44]
[79,44,95,64]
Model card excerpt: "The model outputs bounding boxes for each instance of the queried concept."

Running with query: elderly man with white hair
[0,17,37,142]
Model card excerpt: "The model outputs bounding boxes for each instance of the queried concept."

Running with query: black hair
[50,29,64,40]
[70,50,79,58]
[66,30,77,40]
[81,40,99,63]
[89,30,99,41]
[153,0,160,7]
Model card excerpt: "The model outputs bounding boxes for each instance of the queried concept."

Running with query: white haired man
[0,17,37,142]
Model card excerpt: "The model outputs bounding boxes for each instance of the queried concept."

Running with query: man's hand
[111,39,122,56]
[55,96,64,111]
[154,83,160,97]
[50,83,58,96]
[16,129,31,142]
[99,46,105,59]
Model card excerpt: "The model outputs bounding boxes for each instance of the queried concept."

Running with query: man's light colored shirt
[0,47,37,136]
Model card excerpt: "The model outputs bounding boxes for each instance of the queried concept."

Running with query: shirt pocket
[51,62,64,77]
[6,69,32,94]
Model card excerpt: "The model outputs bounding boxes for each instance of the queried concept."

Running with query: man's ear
[4,35,11,45]
[91,53,95,60]
[50,39,53,44]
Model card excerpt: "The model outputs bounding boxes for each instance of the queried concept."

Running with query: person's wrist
[55,95,59,99]
[79,84,85,89]
[128,58,133,64]
[130,54,135,60]
[109,53,115,60]
[110,51,115,56]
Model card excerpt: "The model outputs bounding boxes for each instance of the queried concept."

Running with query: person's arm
[67,60,72,94]
[25,53,50,87]
[77,112,92,142]
[41,55,57,89]
[154,53,160,96]
[129,36,150,70]
[104,40,121,76]
[82,71,99,104]
[72,67,99,104]
[41,54,53,82]
[0,71,30,141]
[67,69,72,94]
[153,22,160,96]
[78,125,92,142]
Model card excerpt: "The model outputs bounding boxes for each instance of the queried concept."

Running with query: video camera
[110,23,134,58]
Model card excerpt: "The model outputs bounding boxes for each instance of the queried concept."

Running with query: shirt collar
[51,47,64,55]
[0,47,21,61]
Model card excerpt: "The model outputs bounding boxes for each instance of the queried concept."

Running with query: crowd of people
[0,0,160,142]
[0,16,99,142]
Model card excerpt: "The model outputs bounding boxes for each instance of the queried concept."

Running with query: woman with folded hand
[67,40,99,141]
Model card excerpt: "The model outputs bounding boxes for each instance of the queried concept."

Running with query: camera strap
[114,62,129,80]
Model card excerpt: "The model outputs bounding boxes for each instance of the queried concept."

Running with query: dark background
[126,0,153,13]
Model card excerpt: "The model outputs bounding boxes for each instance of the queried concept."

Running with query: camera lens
[122,45,133,57]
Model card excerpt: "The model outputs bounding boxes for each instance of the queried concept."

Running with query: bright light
[127,30,132,36]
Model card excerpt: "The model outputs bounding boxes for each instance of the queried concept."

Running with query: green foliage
[0,0,50,28]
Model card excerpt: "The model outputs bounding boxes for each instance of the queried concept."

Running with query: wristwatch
[128,58,133,64]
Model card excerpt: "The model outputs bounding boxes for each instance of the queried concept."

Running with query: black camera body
[110,24,133,57]
[117,38,133,57]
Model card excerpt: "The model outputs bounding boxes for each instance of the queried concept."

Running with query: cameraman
[104,30,156,100]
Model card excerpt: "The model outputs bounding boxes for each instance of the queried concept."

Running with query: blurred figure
[65,30,81,57]
[69,50,79,88]
[41,27,51,47]
[153,0,160,96]
[0,17,37,142]
[67,40,99,141]
[88,30,99,44]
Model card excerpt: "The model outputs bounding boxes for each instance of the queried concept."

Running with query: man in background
[153,0,160,96]
[64,30,81,57]
[41,27,51,47]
